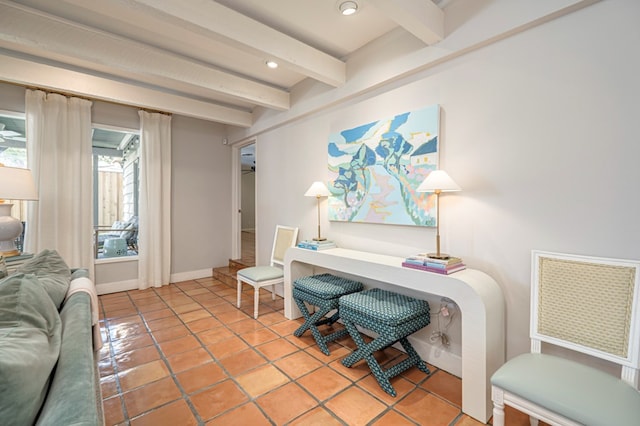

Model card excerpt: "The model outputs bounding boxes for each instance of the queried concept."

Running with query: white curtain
[24,89,94,271]
[137,110,171,289]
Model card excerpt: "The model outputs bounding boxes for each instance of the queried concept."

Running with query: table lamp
[416,170,461,259]
[304,181,331,241]
[0,166,38,256]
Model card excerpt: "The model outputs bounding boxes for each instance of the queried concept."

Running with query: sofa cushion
[0,273,62,425]
[17,249,71,309]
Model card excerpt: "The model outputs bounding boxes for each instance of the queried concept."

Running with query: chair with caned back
[236,225,298,319]
[491,250,640,426]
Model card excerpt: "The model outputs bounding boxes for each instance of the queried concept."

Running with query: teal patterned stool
[293,273,364,355]
[339,288,431,396]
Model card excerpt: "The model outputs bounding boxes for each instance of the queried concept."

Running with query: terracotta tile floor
[98,268,534,425]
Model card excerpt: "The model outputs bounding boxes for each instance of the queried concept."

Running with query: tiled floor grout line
[100,276,469,425]
[223,302,427,426]
[178,282,349,424]
[201,282,334,424]
[142,281,289,424]
[98,298,132,425]
[101,286,204,425]
[124,286,370,423]
[142,286,207,426]
[179,283,277,424]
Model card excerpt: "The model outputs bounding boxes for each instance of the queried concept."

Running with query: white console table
[284,247,504,423]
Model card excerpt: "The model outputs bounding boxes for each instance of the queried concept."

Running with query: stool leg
[382,339,430,383]
[342,320,393,367]
[315,310,341,327]
[342,320,430,397]
[293,297,317,336]
[342,318,398,396]
[366,355,397,397]
[237,278,242,308]
[293,298,341,356]
[399,337,429,373]
[341,319,369,367]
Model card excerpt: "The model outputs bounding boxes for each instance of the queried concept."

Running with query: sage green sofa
[0,250,104,426]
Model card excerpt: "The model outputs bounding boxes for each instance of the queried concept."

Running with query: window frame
[92,122,140,263]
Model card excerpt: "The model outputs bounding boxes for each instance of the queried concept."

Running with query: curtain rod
[7,81,172,116]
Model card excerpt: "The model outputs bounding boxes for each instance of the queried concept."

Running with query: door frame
[231,138,256,261]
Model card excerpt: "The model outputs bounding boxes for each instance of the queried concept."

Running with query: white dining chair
[236,225,298,319]
[491,250,640,426]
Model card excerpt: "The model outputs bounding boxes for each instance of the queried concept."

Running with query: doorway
[238,143,256,266]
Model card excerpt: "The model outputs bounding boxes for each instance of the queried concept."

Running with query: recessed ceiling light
[339,1,358,16]
[266,60,278,69]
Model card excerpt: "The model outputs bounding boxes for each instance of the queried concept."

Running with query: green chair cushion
[0,274,62,426]
[238,265,283,282]
[491,353,640,426]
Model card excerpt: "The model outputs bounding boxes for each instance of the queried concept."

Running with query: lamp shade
[416,170,461,193]
[304,181,331,198]
[0,166,38,200]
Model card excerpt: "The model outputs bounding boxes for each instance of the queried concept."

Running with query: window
[0,112,28,251]
[1,111,143,258]
[92,125,140,259]
[0,113,27,168]
[0,113,141,258]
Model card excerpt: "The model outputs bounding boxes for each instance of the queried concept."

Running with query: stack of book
[401,254,466,274]
[297,240,337,251]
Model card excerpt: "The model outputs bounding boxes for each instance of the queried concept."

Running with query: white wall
[171,114,233,277]
[252,0,640,360]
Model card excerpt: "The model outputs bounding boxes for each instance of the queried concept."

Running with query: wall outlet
[440,297,457,317]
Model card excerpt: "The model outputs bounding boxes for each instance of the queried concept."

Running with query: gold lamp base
[427,252,451,260]
[313,237,327,241]
[0,249,20,257]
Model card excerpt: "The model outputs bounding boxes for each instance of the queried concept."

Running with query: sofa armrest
[36,292,104,426]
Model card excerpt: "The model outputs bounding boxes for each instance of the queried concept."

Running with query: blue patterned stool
[293,273,364,355]
[339,288,431,396]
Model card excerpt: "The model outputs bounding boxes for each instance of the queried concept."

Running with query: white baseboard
[96,268,213,295]
[409,335,462,377]
[170,268,214,283]
[96,279,139,295]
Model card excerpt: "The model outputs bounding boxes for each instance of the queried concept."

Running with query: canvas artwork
[327,104,440,226]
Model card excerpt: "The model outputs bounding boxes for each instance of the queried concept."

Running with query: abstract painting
[327,104,440,226]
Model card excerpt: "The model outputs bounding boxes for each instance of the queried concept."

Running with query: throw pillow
[0,274,62,425]
[119,216,138,240]
[17,249,71,309]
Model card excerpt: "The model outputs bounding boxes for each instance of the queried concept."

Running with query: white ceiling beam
[229,0,599,141]
[132,0,346,87]
[0,1,289,111]
[368,0,444,45]
[0,54,253,127]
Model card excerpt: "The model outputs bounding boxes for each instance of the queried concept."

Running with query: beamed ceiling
[0,0,598,136]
